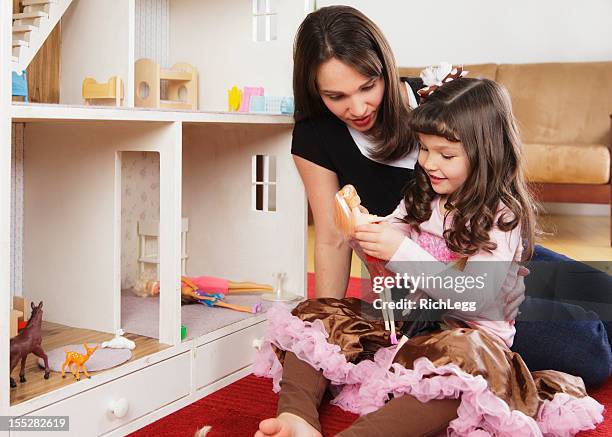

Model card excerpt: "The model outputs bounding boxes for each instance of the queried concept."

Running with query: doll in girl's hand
[333,184,381,237]
[333,184,392,279]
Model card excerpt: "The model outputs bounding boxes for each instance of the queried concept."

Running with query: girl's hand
[354,223,405,261]
[504,266,529,321]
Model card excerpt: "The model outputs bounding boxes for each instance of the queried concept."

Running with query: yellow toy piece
[228,86,242,112]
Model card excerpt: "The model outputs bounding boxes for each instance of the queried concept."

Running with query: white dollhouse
[1,1,307,435]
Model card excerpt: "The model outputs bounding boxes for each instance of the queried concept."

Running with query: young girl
[254,77,604,437]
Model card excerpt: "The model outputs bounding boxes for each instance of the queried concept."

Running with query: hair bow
[417,62,469,102]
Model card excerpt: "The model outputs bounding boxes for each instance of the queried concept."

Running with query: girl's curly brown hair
[403,77,538,261]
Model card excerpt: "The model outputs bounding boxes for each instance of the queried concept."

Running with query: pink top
[384,198,523,348]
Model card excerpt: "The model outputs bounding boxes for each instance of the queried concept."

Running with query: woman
[289,5,611,386]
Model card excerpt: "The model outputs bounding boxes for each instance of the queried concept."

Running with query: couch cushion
[496,62,612,146]
[524,143,610,184]
[398,63,498,81]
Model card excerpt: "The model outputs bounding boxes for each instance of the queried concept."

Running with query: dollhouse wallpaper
[10,124,23,297]
[119,0,168,290]
[121,151,160,290]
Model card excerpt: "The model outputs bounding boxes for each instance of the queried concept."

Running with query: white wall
[182,123,307,297]
[317,0,612,66]
[22,122,179,334]
[60,0,135,106]
[170,0,307,111]
[170,0,612,111]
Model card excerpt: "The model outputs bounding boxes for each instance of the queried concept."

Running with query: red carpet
[129,374,610,437]
[129,374,357,437]
[130,274,611,436]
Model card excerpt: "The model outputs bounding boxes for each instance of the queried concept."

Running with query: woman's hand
[504,266,529,321]
[354,222,405,261]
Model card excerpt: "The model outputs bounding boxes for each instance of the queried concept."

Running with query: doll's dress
[254,232,604,436]
[188,275,229,294]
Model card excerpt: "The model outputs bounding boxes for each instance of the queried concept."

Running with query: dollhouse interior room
[2,0,611,436]
[3,0,308,435]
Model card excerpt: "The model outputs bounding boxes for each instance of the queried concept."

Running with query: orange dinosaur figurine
[61,343,99,380]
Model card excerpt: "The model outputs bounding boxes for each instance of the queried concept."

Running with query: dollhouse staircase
[11,0,74,72]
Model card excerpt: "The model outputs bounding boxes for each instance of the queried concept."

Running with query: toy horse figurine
[9,301,50,388]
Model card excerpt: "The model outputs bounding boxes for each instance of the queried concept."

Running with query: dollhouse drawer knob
[252,338,263,350]
[109,398,129,418]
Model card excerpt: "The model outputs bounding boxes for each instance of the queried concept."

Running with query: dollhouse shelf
[160,70,193,81]
[160,100,192,110]
[11,102,294,124]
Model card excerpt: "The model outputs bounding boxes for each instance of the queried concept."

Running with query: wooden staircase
[11,0,73,72]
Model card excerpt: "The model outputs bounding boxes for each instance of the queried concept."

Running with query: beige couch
[400,62,612,244]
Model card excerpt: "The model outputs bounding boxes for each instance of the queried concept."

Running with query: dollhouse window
[304,0,317,14]
[252,154,277,212]
[252,0,278,42]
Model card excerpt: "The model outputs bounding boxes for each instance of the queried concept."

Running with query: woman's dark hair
[403,78,538,261]
[293,5,412,161]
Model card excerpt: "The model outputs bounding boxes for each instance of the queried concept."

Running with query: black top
[291,78,423,216]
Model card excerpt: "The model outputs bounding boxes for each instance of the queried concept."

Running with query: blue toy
[249,95,294,115]
[193,290,262,314]
[12,70,28,102]
[280,96,294,115]
[249,95,266,113]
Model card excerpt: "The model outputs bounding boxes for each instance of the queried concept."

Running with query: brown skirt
[255,297,604,436]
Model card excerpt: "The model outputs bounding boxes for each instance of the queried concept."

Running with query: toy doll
[333,184,465,344]
[134,274,272,302]
[133,275,266,314]
[333,184,382,237]
[181,276,262,314]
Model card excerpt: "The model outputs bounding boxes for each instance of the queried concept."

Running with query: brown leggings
[277,352,461,436]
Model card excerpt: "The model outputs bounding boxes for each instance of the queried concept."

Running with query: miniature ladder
[137,218,189,279]
[12,0,74,72]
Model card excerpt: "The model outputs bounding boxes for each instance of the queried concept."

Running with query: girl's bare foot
[254,412,322,437]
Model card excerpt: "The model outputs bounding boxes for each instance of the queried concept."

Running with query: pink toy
[239,86,264,112]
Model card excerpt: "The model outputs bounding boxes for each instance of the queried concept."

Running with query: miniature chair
[135,58,198,110]
[82,76,124,106]
[12,70,28,102]
[137,217,189,279]
[10,296,29,338]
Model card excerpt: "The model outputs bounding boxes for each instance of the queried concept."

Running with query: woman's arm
[294,156,352,298]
